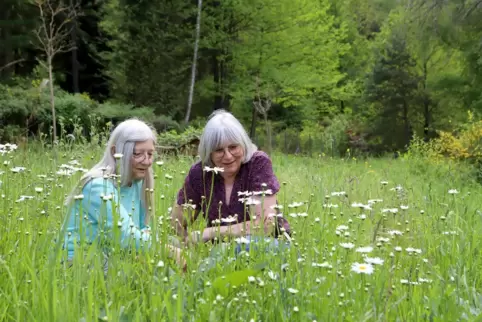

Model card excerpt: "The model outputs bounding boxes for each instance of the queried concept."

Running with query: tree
[365,27,421,151]
[185,0,203,124]
[33,0,79,144]
[228,0,350,137]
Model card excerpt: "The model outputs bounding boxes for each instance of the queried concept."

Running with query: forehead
[212,128,241,149]
[134,140,155,151]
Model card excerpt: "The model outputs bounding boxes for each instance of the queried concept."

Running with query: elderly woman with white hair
[172,110,291,248]
[62,118,184,269]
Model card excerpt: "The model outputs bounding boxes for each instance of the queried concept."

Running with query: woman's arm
[170,202,200,239]
[76,179,152,249]
[196,194,278,242]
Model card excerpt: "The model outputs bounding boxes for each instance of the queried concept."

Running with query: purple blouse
[177,151,290,235]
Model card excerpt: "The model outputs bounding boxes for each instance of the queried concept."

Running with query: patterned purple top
[177,151,290,235]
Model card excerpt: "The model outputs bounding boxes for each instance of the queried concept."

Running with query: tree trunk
[185,0,203,124]
[264,114,272,155]
[212,54,230,111]
[403,100,410,147]
[422,61,430,142]
[70,9,79,93]
[250,105,257,140]
[48,57,57,144]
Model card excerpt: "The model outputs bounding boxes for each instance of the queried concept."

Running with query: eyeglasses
[212,144,242,159]
[132,150,155,162]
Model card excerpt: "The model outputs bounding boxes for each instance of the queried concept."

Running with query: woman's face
[211,142,244,177]
[131,140,155,180]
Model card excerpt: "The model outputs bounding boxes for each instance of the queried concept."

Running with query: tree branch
[0,59,26,72]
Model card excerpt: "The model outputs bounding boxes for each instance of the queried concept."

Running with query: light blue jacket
[63,177,151,260]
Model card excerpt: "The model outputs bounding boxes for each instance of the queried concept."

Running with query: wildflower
[204,166,224,174]
[352,202,372,210]
[406,247,422,254]
[253,189,273,196]
[234,237,250,244]
[323,203,339,208]
[336,225,349,231]
[331,191,346,196]
[368,199,383,204]
[448,189,459,194]
[288,201,304,208]
[238,191,252,197]
[400,205,409,210]
[340,242,355,249]
[157,260,164,268]
[35,187,43,193]
[364,257,384,265]
[351,262,374,275]
[113,153,123,159]
[380,181,388,185]
[355,246,373,253]
[287,288,299,294]
[267,271,277,280]
[239,197,260,206]
[312,262,332,269]
[102,194,113,201]
[221,215,238,223]
[11,167,26,173]
[400,279,418,285]
[382,208,398,214]
[156,161,164,166]
[387,230,403,236]
[16,195,34,203]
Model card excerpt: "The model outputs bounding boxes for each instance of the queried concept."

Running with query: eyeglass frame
[211,144,243,159]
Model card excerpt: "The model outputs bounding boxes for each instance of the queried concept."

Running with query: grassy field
[1,142,481,321]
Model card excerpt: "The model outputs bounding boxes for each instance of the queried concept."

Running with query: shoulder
[246,151,273,168]
[186,161,204,179]
[81,177,116,196]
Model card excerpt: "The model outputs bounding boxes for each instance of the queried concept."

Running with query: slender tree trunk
[403,100,410,147]
[48,57,57,144]
[264,114,272,155]
[185,0,203,124]
[250,105,257,139]
[70,10,79,93]
[422,61,431,142]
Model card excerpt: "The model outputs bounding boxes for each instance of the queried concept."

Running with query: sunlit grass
[1,142,482,321]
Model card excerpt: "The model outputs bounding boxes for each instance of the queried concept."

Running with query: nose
[222,148,234,160]
[141,156,152,165]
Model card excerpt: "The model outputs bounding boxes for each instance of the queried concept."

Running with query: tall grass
[1,141,481,321]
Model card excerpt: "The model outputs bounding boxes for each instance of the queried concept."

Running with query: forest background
[1,0,481,164]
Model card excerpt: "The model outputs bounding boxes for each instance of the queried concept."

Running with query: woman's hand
[184,230,203,245]
[166,244,187,272]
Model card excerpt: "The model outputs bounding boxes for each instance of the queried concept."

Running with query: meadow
[1,141,481,321]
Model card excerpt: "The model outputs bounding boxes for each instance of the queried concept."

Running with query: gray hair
[198,109,257,167]
[65,118,157,222]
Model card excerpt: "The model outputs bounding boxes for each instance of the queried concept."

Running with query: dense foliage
[1,0,481,155]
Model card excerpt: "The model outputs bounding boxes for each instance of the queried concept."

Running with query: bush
[406,111,482,181]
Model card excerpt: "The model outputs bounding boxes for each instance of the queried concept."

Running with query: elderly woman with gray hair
[171,110,291,250]
[62,118,185,271]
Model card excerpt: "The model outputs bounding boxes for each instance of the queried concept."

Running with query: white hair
[65,118,157,222]
[198,109,257,166]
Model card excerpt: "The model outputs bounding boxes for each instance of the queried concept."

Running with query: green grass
[1,143,482,321]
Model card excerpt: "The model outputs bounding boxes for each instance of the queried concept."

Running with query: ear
[111,145,116,157]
